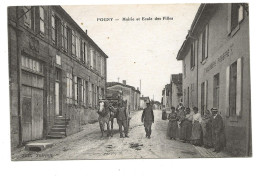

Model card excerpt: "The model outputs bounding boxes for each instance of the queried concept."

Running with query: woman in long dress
[201,109,213,148]
[191,107,203,146]
[167,107,178,140]
[180,108,193,143]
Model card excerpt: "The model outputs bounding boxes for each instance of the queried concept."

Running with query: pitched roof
[106,82,141,94]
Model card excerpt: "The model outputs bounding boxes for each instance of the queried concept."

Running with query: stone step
[53,124,67,128]
[25,142,53,151]
[51,127,66,132]
[46,135,65,139]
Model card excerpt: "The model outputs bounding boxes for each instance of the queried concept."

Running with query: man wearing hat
[211,108,226,152]
[116,101,129,138]
[141,102,154,139]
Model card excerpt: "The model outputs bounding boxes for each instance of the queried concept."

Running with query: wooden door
[31,88,43,140]
[22,86,32,142]
[22,85,43,142]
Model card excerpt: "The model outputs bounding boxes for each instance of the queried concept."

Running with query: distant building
[8,6,108,148]
[140,96,150,109]
[170,73,183,108]
[106,80,140,112]
[162,84,171,110]
[153,101,162,110]
[176,4,250,156]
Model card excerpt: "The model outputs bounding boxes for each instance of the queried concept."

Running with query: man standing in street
[141,102,154,139]
[211,108,226,152]
[116,102,129,138]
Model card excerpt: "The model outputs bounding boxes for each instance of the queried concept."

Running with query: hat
[211,108,218,112]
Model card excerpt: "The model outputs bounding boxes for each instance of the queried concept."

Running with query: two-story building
[176,4,250,156]
[8,6,108,149]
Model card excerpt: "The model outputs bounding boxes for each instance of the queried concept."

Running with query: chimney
[85,29,88,34]
[122,80,126,85]
[137,87,139,91]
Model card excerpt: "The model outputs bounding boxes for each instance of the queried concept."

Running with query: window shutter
[227,4,232,34]
[205,24,209,59]
[236,58,242,117]
[204,80,208,112]
[226,66,230,116]
[200,33,203,62]
[238,5,244,23]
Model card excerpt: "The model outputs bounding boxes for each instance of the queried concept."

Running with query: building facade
[176,4,250,156]
[170,73,183,108]
[9,6,108,149]
[106,81,140,113]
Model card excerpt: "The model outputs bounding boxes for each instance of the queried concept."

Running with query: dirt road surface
[12,110,229,161]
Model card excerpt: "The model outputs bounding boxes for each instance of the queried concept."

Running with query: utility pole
[140,79,142,94]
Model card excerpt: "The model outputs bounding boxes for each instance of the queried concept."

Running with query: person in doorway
[116,102,129,138]
[191,107,203,146]
[211,108,226,152]
[167,107,179,140]
[141,102,154,139]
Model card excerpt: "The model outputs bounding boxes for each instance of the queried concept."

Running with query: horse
[97,100,116,137]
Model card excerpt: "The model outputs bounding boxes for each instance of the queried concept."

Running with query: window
[90,49,94,68]
[231,4,244,31]
[213,73,220,109]
[72,30,76,56]
[190,42,195,69]
[82,41,85,63]
[61,21,68,52]
[201,24,209,62]
[84,42,88,64]
[67,27,72,54]
[77,77,82,105]
[21,55,43,73]
[93,51,97,70]
[76,36,81,59]
[23,6,32,28]
[89,82,92,107]
[51,12,56,43]
[39,7,45,34]
[66,73,73,104]
[92,84,95,107]
[226,59,242,117]
[56,55,61,65]
[82,80,88,106]
[229,62,237,116]
[74,76,78,105]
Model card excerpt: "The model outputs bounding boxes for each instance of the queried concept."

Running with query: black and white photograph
[6,3,252,161]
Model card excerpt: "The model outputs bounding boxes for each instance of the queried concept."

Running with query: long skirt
[180,120,192,141]
[162,112,167,120]
[212,130,226,151]
[191,121,203,145]
[201,121,213,148]
[167,120,178,139]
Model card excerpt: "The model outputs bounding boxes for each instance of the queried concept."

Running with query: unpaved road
[12,110,229,161]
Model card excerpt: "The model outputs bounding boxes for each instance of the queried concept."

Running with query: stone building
[106,81,140,113]
[8,6,108,149]
[176,4,250,156]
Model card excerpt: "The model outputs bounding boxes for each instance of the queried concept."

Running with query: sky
[62,4,200,102]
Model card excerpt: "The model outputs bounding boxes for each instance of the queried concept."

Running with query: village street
[11,110,229,161]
